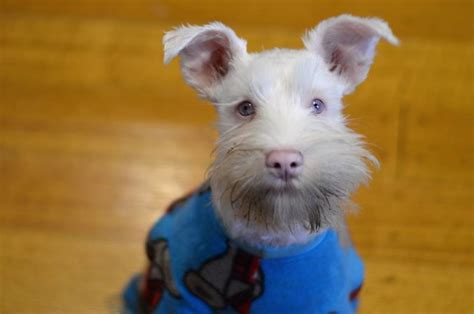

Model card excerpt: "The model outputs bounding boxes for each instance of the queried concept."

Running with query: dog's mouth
[264,171,303,192]
[266,179,299,194]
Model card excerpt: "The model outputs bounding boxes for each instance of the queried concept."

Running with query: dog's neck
[223,216,319,247]
[231,226,329,258]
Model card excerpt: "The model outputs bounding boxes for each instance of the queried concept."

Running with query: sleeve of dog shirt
[346,246,365,311]
[123,186,228,314]
[122,192,191,314]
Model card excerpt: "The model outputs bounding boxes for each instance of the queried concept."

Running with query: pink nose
[265,149,304,181]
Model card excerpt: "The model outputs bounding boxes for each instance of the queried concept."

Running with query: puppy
[123,14,398,314]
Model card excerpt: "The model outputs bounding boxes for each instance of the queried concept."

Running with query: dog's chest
[123,188,364,314]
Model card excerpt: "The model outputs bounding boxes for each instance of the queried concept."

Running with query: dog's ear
[163,22,247,97]
[303,15,398,94]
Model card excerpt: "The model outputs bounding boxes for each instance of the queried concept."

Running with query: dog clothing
[123,185,364,314]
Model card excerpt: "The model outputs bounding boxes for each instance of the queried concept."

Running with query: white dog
[123,15,398,314]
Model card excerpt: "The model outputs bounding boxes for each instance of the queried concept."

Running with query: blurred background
[0,0,472,313]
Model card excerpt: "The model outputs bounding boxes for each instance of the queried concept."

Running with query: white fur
[163,15,397,247]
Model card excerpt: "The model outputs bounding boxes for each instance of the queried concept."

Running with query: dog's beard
[221,176,343,231]
[208,127,376,247]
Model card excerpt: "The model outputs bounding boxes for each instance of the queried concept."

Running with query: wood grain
[1,1,473,313]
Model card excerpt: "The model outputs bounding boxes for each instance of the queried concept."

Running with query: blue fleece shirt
[123,186,364,314]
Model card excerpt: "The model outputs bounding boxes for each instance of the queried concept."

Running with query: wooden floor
[1,1,472,313]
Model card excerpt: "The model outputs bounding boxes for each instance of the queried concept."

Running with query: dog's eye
[237,101,256,117]
[312,99,326,114]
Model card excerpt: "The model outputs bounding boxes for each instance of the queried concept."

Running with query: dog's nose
[265,149,304,181]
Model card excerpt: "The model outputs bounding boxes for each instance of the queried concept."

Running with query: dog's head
[164,15,398,246]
